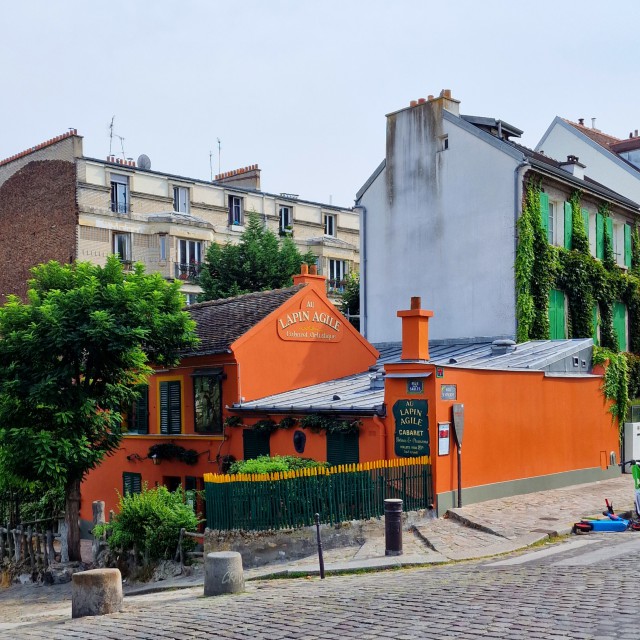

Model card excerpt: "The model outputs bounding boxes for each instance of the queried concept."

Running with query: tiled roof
[563,119,621,149]
[184,284,304,355]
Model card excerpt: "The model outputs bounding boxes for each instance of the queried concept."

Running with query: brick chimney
[214,164,261,190]
[397,297,434,361]
[293,263,326,294]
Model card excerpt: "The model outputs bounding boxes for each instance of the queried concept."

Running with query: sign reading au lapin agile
[393,399,429,457]
[277,295,344,343]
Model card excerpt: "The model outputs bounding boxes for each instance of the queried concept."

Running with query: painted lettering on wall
[276,297,344,343]
[393,399,429,457]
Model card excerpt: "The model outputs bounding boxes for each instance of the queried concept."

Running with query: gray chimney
[559,154,586,180]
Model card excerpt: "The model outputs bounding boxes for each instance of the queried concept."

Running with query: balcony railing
[327,278,347,294]
[111,200,130,214]
[174,261,203,283]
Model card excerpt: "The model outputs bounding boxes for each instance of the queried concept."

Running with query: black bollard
[314,513,325,579]
[384,499,403,556]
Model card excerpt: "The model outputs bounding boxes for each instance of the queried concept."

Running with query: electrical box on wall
[623,422,640,465]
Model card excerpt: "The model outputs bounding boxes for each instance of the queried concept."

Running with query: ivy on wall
[223,414,360,435]
[516,183,640,423]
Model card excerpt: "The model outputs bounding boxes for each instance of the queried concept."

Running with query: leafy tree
[0,257,198,560]
[198,212,316,300]
[340,271,360,330]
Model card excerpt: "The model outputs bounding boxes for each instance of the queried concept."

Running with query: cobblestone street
[4,536,639,640]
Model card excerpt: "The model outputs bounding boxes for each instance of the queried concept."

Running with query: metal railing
[174,261,203,282]
[204,457,432,532]
[110,200,130,214]
[327,278,347,293]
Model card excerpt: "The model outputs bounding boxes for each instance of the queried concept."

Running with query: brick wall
[0,160,78,302]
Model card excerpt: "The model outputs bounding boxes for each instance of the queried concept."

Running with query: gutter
[227,405,385,417]
[514,160,531,339]
[353,203,366,337]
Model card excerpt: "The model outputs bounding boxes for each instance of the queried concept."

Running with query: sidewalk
[1,474,635,630]
[125,473,637,594]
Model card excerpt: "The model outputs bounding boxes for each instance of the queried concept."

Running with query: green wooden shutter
[326,432,360,466]
[539,192,549,238]
[606,217,614,255]
[132,386,149,434]
[242,430,270,460]
[624,223,632,268]
[613,301,627,351]
[596,213,604,259]
[592,304,599,346]
[548,289,566,339]
[581,208,589,241]
[564,202,572,249]
[160,381,181,435]
[123,472,142,496]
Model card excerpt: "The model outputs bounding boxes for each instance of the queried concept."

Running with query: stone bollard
[72,568,123,618]
[204,551,244,596]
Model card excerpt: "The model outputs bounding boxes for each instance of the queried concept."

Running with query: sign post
[452,403,465,508]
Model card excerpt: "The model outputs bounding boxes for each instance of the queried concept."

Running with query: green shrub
[228,455,327,475]
[95,485,199,562]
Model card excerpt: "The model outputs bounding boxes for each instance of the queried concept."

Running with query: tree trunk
[65,477,82,562]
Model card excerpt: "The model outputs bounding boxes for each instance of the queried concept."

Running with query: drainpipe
[353,203,366,336]
[373,415,387,459]
[514,160,531,340]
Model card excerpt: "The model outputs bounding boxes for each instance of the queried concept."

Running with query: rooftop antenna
[108,116,115,156]
[209,150,213,181]
[217,138,221,176]
[116,135,126,160]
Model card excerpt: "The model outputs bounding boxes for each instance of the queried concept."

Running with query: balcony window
[228,196,243,226]
[328,259,347,293]
[279,206,293,234]
[324,213,336,237]
[173,186,190,214]
[175,239,203,281]
[113,232,132,263]
[110,174,129,214]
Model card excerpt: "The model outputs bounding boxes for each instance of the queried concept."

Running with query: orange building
[80,269,619,533]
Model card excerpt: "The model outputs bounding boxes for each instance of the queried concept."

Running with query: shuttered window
[160,381,182,435]
[625,224,632,268]
[606,217,614,256]
[548,289,566,340]
[563,202,572,249]
[242,430,270,460]
[327,432,360,466]
[613,301,627,352]
[123,472,142,496]
[129,385,149,434]
[539,192,549,239]
[596,213,604,259]
[581,208,589,241]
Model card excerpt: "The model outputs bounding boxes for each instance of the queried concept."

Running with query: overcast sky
[1,0,637,207]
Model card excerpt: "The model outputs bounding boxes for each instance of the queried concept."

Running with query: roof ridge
[186,283,305,310]
[562,118,622,145]
[0,129,79,167]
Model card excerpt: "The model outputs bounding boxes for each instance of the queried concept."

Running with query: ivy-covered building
[356,90,640,354]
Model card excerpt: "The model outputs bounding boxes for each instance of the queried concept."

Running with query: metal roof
[232,339,595,415]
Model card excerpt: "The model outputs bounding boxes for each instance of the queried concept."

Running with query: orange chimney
[397,296,433,361]
[293,263,326,293]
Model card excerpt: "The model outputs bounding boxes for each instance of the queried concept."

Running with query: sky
[1,0,638,208]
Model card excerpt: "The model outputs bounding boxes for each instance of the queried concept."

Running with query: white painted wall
[360,102,521,343]
[537,121,640,203]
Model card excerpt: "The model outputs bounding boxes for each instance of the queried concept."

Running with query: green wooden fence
[203,457,432,532]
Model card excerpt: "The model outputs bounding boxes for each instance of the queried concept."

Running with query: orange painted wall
[232,287,378,402]
[429,368,617,499]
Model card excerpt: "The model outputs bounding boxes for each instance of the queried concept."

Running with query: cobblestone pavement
[1,475,636,636]
[5,534,640,640]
